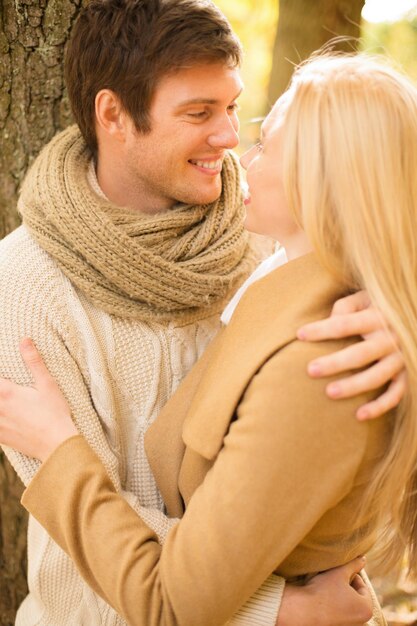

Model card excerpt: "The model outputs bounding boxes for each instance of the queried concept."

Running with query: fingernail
[308,362,321,376]
[357,408,369,421]
[327,383,341,398]
[297,329,306,340]
[20,338,34,350]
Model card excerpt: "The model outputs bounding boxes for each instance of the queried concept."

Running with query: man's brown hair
[65,0,242,155]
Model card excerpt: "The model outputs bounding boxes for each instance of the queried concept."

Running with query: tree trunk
[0,1,81,621]
[268,0,365,104]
[0,452,28,626]
[0,0,79,238]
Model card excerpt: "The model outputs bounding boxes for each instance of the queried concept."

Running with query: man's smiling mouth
[189,158,223,171]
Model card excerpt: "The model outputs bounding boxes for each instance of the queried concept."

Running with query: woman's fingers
[331,556,366,583]
[0,377,40,454]
[0,379,16,405]
[349,574,367,596]
[305,557,373,626]
[19,338,55,389]
[0,378,31,416]
[0,340,77,460]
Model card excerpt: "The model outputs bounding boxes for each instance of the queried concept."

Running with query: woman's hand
[297,291,406,420]
[277,557,374,626]
[0,339,78,461]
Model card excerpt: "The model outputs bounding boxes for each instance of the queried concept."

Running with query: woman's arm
[0,339,378,626]
[0,340,374,626]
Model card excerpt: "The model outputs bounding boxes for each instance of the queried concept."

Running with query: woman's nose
[240,145,256,170]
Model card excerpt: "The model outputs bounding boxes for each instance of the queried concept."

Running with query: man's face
[124,63,243,212]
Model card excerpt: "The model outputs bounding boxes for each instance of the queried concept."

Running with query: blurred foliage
[215,0,278,152]
[361,16,417,81]
[216,1,417,154]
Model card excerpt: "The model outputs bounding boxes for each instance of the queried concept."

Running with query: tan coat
[22,253,391,626]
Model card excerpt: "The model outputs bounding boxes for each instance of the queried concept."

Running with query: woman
[0,52,414,625]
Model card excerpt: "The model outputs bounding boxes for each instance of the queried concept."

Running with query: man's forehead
[175,90,243,107]
[153,64,243,104]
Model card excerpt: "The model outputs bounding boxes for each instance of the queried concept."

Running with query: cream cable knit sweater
[0,224,284,625]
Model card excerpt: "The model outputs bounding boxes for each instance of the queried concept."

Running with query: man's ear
[95,89,128,142]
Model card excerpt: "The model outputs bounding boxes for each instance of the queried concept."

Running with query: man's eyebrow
[175,89,243,108]
[176,98,218,106]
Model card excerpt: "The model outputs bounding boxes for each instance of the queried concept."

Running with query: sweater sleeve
[227,576,284,626]
[22,339,375,626]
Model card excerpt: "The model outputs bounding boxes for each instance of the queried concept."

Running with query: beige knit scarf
[19,125,255,324]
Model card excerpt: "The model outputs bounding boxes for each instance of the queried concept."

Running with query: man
[0,1,400,624]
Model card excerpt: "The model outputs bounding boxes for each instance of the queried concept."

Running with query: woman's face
[240,97,308,257]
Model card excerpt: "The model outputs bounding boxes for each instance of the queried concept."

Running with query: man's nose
[207,115,239,150]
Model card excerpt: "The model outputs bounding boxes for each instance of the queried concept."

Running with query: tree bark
[268,0,365,104]
[0,452,28,626]
[0,0,80,238]
[0,1,81,621]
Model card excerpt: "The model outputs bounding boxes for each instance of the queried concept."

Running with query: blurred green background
[215,0,417,154]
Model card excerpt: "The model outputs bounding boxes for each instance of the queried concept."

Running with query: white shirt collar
[221,246,288,325]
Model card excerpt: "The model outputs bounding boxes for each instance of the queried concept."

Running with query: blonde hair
[282,53,417,576]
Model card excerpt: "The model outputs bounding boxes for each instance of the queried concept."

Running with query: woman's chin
[244,222,271,239]
[244,214,274,239]
[243,213,257,234]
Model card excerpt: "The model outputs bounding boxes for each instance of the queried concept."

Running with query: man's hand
[277,557,374,626]
[297,291,406,420]
[0,339,78,461]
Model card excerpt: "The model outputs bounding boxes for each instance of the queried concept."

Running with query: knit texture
[361,570,388,626]
[0,226,281,625]
[18,125,255,325]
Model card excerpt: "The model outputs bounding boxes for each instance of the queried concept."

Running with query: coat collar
[145,253,348,512]
[182,253,348,460]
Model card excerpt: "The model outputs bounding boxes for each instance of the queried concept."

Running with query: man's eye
[187,111,208,119]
